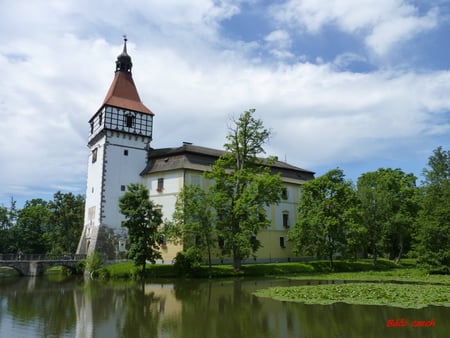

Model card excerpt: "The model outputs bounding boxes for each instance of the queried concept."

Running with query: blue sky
[1,0,450,208]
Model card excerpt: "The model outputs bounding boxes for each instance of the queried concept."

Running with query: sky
[1,0,450,208]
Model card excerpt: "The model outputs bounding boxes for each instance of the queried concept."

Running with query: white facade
[77,40,315,261]
[77,40,154,258]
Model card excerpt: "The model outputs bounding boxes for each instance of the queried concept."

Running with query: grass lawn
[99,258,403,279]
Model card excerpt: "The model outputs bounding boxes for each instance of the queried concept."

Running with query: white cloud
[0,0,449,205]
[272,0,440,56]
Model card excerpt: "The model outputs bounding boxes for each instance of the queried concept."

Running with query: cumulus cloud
[272,0,440,56]
[0,0,449,205]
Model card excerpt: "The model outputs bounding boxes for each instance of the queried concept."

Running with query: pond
[0,276,448,338]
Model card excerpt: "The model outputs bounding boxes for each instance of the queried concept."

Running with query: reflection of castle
[76,38,314,262]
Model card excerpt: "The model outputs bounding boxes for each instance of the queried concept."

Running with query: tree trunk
[142,261,146,276]
[372,246,378,268]
[233,251,242,271]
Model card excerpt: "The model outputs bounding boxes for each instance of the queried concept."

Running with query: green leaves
[289,168,360,267]
[357,168,418,265]
[209,109,283,269]
[415,147,450,271]
[119,183,163,273]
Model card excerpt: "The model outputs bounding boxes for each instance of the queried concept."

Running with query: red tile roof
[100,71,154,115]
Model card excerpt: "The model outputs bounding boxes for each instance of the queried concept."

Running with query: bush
[85,252,103,272]
[174,248,203,276]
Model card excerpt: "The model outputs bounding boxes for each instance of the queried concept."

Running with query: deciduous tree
[207,109,283,270]
[47,192,84,253]
[170,184,216,268]
[289,168,360,268]
[357,168,418,267]
[414,147,450,272]
[119,183,162,275]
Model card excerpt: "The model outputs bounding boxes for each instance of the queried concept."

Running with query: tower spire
[115,35,132,74]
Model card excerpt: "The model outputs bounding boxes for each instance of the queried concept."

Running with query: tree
[119,183,163,275]
[207,109,283,270]
[47,192,85,253]
[414,147,450,272]
[289,168,360,268]
[170,184,216,269]
[0,198,18,253]
[13,199,51,253]
[357,168,418,267]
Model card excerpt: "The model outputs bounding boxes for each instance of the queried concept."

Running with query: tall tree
[207,109,283,270]
[415,147,450,271]
[47,192,85,253]
[357,168,418,266]
[119,183,162,275]
[0,198,19,253]
[14,199,51,253]
[170,184,216,268]
[289,168,360,267]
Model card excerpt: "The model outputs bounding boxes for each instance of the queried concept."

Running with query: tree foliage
[357,168,418,266]
[414,147,450,272]
[0,193,84,254]
[207,109,283,270]
[289,168,361,267]
[170,184,216,268]
[119,183,162,274]
[47,192,85,253]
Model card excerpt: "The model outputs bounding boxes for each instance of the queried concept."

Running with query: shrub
[174,248,203,276]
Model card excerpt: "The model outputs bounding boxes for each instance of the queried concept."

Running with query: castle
[76,38,315,262]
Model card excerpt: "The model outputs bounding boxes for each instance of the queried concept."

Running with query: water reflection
[0,277,449,338]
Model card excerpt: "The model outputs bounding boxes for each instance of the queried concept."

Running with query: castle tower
[77,38,154,258]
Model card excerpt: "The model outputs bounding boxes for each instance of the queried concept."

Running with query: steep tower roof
[99,37,154,115]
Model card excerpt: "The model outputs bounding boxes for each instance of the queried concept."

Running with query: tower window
[92,148,98,163]
[125,114,134,128]
[157,178,164,192]
[124,149,128,156]
[99,112,103,126]
[90,121,94,134]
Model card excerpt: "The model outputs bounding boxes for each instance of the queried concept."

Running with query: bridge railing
[0,254,87,261]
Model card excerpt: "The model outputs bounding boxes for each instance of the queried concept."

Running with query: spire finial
[123,35,128,53]
[115,35,132,74]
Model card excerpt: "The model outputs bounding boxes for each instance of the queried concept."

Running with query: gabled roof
[141,143,315,183]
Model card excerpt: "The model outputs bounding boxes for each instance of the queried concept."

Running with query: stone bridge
[0,254,86,277]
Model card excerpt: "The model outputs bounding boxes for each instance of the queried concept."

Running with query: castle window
[283,212,289,228]
[92,148,97,163]
[157,178,164,192]
[125,114,134,128]
[124,149,128,156]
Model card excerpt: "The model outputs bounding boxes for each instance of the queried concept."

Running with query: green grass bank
[96,258,401,279]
